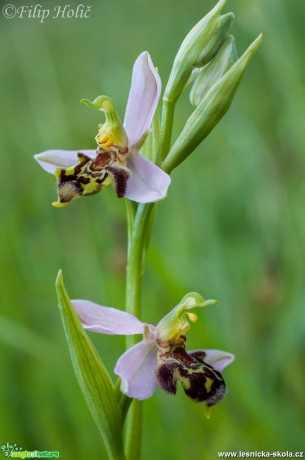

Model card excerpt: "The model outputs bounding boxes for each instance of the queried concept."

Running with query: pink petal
[115,340,158,400]
[123,51,161,147]
[125,153,171,203]
[34,149,96,174]
[71,299,148,335]
[197,349,235,372]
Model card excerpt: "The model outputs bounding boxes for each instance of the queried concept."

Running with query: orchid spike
[71,294,234,413]
[34,52,171,206]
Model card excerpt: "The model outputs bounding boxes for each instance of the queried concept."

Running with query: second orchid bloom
[35,52,171,206]
[72,292,234,413]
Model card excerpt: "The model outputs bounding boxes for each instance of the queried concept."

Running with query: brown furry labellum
[156,338,226,407]
[55,150,131,206]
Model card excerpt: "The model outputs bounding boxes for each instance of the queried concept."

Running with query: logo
[1,444,22,458]
[0,444,60,458]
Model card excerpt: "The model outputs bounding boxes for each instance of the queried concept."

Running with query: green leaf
[56,270,125,460]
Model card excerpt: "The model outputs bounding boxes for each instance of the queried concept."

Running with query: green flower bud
[190,35,238,107]
[164,0,232,104]
[194,13,235,68]
[162,34,263,173]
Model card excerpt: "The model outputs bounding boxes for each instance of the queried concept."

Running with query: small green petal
[156,292,218,341]
[81,95,128,150]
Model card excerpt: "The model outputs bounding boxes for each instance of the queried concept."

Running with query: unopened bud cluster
[160,0,262,173]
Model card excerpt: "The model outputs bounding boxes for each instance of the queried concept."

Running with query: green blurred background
[1,0,304,458]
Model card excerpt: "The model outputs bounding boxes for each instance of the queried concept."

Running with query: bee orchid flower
[71,293,234,411]
[34,52,171,206]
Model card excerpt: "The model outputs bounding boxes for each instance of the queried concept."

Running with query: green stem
[125,203,154,325]
[158,98,176,163]
[119,394,133,422]
[125,199,137,242]
[124,202,154,460]
[125,401,142,460]
[122,85,176,460]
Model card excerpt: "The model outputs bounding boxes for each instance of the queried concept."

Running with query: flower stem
[125,202,154,327]
[125,400,142,460]
[123,87,175,460]
[158,97,176,163]
[124,202,154,459]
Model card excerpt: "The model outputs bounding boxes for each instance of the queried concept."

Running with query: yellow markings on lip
[174,368,191,390]
[204,377,213,393]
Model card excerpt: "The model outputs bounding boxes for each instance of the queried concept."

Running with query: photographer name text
[2,4,92,22]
